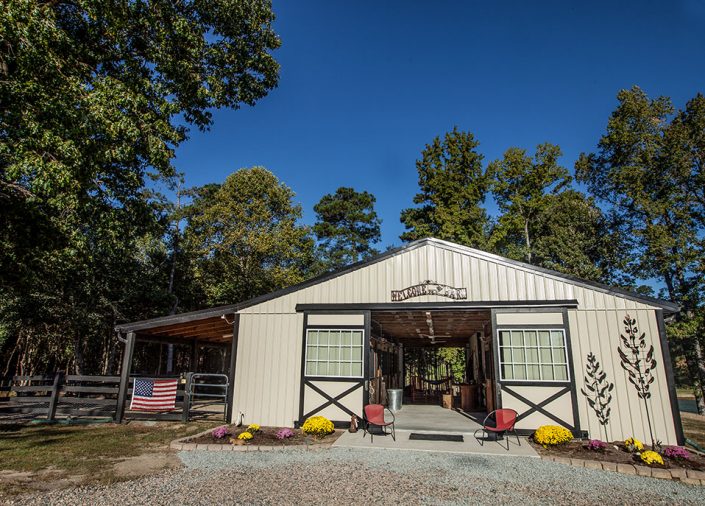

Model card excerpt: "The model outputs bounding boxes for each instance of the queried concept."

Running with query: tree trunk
[524,218,532,263]
[106,340,119,375]
[693,337,705,415]
[2,339,19,378]
[73,335,85,375]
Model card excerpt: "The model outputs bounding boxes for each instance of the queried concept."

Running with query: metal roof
[115,237,678,333]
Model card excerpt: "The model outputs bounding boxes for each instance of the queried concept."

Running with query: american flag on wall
[130,378,178,411]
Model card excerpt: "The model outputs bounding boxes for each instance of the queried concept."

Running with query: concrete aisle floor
[334,429,538,457]
[392,404,484,432]
[334,405,538,458]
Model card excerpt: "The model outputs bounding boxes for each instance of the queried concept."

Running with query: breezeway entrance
[368,308,495,431]
[392,404,484,433]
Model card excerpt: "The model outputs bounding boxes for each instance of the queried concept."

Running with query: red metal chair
[363,404,396,442]
[473,408,520,450]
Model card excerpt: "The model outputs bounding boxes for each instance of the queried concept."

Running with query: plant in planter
[247,424,261,433]
[302,416,335,437]
[585,439,608,452]
[212,426,230,439]
[663,446,691,461]
[276,428,295,440]
[640,450,664,466]
[237,431,254,442]
[624,437,644,453]
[533,425,573,447]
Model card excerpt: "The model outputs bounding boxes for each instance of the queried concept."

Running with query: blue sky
[174,0,705,250]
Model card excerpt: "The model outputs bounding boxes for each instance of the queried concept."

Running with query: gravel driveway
[5,448,705,505]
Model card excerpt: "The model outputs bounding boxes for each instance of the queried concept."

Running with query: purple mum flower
[586,439,608,451]
[212,426,230,439]
[276,428,295,440]
[663,446,690,460]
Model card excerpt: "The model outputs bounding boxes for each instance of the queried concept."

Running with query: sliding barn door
[298,312,369,426]
[493,309,581,435]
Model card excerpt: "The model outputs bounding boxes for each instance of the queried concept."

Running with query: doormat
[408,433,464,442]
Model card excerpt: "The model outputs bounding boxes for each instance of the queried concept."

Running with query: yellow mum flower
[640,450,664,466]
[624,437,644,452]
[247,424,261,433]
[533,425,573,446]
[237,431,254,441]
[302,416,335,436]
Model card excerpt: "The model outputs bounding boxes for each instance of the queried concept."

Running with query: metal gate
[183,373,230,421]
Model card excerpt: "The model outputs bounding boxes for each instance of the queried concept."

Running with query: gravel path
[5,448,705,505]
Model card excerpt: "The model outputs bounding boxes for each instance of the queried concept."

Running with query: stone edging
[542,456,705,486]
[170,428,333,453]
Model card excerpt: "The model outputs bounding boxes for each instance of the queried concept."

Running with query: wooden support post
[182,372,193,422]
[115,331,136,423]
[46,371,63,421]
[226,315,240,423]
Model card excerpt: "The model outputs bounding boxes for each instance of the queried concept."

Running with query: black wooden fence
[0,373,222,422]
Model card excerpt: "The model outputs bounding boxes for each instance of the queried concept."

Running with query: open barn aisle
[391,404,485,432]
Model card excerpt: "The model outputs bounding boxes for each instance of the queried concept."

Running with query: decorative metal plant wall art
[617,314,658,448]
[580,352,614,440]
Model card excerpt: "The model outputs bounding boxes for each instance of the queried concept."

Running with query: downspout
[116,330,127,344]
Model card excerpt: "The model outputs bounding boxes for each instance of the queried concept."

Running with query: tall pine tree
[313,187,382,270]
[488,143,618,282]
[400,128,491,247]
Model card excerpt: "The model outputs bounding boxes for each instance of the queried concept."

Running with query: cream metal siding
[239,241,660,314]
[569,309,678,445]
[230,239,678,442]
[232,313,303,427]
[307,314,365,326]
[495,312,564,325]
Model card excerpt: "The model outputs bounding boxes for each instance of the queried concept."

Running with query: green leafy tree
[184,167,315,305]
[528,190,624,283]
[400,128,491,248]
[488,143,571,264]
[487,144,620,282]
[577,86,705,410]
[313,187,382,270]
[0,0,281,374]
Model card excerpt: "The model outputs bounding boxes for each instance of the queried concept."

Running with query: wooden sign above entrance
[391,280,467,302]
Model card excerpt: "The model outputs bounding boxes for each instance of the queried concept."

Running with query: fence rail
[0,372,229,423]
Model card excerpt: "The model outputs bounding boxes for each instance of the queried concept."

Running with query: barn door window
[305,329,364,378]
[498,329,569,382]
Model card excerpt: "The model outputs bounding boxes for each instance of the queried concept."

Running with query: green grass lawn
[0,420,216,496]
[682,411,705,448]
[677,387,696,399]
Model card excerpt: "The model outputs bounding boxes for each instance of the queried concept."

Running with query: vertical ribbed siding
[231,240,675,442]
[569,309,677,444]
[240,243,660,314]
[232,313,303,427]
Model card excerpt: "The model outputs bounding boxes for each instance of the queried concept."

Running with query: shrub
[533,425,573,446]
[624,437,644,453]
[586,439,608,452]
[640,450,664,466]
[663,446,690,461]
[237,431,254,441]
[212,426,230,439]
[247,424,261,433]
[302,416,335,437]
[276,428,295,440]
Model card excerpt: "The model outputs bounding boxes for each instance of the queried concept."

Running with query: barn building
[115,238,683,445]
